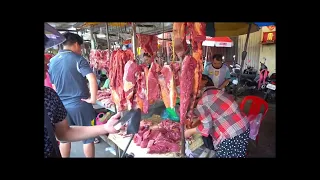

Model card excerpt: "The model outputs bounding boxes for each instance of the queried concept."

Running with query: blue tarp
[254,22,275,27]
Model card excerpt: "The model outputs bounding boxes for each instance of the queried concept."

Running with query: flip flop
[94,138,100,144]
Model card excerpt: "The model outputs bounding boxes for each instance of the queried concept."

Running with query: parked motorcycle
[243,59,258,75]
[226,55,241,94]
[257,57,269,91]
[233,59,259,96]
[264,72,276,102]
[236,58,271,96]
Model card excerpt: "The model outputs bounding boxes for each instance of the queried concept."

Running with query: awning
[254,22,275,27]
[186,35,233,47]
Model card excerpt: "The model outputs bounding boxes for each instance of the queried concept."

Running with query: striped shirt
[194,89,249,148]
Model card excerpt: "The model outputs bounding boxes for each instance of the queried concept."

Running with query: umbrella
[186,35,233,47]
[206,22,260,37]
[45,23,66,49]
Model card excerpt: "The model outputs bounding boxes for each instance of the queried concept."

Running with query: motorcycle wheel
[235,86,245,96]
[264,89,271,102]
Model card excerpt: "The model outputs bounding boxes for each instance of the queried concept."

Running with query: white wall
[238,30,261,70]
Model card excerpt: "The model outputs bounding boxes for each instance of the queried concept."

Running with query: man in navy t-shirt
[49,32,98,158]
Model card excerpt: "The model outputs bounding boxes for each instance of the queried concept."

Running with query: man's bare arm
[81,73,98,104]
[219,79,230,89]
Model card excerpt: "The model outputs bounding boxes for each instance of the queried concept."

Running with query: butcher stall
[72,22,184,158]
[47,22,261,158]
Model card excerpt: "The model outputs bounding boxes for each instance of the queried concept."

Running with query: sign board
[267,25,275,31]
[262,31,276,44]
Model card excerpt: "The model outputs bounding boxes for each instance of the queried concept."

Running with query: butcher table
[101,133,181,158]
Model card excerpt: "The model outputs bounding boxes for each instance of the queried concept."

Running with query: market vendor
[184,74,250,158]
[203,54,231,91]
[143,52,152,68]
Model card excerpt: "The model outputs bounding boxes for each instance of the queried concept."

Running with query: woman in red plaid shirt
[185,75,250,158]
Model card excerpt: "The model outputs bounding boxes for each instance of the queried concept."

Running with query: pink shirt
[45,72,53,88]
[44,54,54,88]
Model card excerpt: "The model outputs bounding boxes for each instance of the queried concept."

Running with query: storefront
[260,26,276,74]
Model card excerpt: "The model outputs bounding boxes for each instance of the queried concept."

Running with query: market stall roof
[47,22,173,43]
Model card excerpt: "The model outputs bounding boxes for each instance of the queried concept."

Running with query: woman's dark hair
[62,32,83,46]
[143,52,151,58]
[202,74,214,86]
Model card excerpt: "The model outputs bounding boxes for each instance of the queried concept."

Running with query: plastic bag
[185,142,215,158]
[161,109,169,119]
[161,108,180,122]
[248,113,263,140]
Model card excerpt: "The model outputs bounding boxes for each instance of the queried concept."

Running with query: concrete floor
[236,92,276,158]
[70,93,275,158]
[70,138,116,158]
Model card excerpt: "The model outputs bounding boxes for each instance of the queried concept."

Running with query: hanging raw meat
[187,22,206,113]
[188,22,206,42]
[89,49,110,71]
[158,75,170,108]
[137,34,158,57]
[159,65,177,109]
[188,46,204,112]
[136,65,149,113]
[123,60,139,110]
[172,22,188,59]
[179,55,197,125]
[170,62,181,87]
[147,62,160,105]
[109,50,132,111]
[124,49,134,61]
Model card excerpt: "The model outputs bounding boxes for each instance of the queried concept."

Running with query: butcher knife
[113,108,142,158]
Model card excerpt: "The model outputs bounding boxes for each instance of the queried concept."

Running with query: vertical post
[105,23,111,59]
[234,23,252,99]
[180,124,186,157]
[162,22,166,64]
[239,23,252,73]
[131,22,138,60]
[205,46,209,67]
[90,26,95,50]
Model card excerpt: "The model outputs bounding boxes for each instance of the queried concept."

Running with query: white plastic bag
[248,113,263,140]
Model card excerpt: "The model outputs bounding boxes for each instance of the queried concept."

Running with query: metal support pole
[239,23,252,73]
[105,23,111,59]
[90,26,95,50]
[131,23,138,60]
[180,124,186,157]
[162,22,166,64]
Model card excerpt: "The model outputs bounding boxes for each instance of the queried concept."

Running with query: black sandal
[94,138,100,144]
